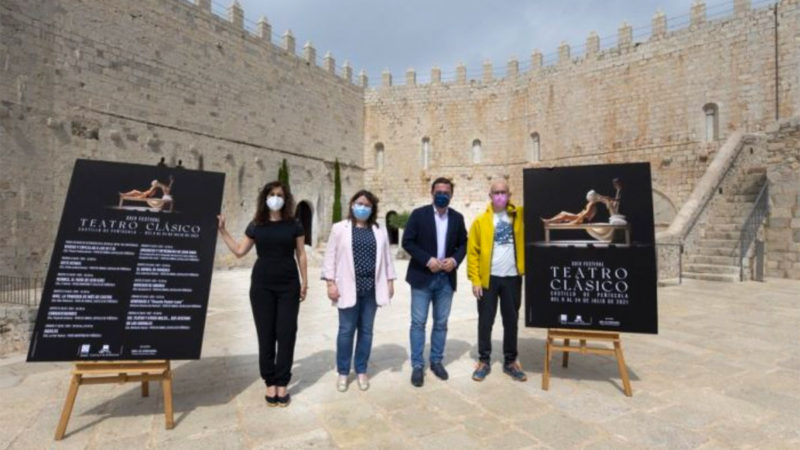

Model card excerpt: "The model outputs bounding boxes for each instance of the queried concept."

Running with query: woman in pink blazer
[322,190,397,392]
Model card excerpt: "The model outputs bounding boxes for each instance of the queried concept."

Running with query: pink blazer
[322,220,397,308]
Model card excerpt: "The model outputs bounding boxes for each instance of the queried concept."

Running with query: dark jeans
[249,282,300,387]
[337,288,378,375]
[477,275,522,365]
[410,272,453,369]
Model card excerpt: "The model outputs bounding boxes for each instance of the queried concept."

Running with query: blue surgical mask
[352,204,372,221]
[433,192,450,208]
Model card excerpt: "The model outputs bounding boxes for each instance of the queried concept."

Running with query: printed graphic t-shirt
[491,211,518,277]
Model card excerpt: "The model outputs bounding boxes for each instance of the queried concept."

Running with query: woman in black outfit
[218,181,308,407]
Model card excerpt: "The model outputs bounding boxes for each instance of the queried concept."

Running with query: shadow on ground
[516,336,640,394]
[67,354,259,437]
[286,338,473,392]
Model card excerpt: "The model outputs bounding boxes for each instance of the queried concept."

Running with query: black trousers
[477,275,522,365]
[249,282,300,387]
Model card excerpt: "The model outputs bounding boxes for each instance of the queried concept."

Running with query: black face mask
[433,192,450,208]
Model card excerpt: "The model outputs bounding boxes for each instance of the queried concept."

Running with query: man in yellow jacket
[467,178,526,382]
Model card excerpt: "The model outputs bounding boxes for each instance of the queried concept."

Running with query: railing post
[755,241,765,282]
[740,240,745,282]
[738,182,769,282]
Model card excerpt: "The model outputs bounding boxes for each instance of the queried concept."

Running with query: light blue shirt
[433,205,449,260]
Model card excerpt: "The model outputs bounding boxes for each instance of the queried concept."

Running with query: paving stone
[514,411,606,448]
[0,262,798,449]
[600,412,709,449]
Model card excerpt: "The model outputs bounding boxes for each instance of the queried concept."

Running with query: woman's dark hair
[430,177,455,193]
[347,189,380,228]
[253,181,295,224]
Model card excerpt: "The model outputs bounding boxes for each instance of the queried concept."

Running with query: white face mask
[266,195,284,212]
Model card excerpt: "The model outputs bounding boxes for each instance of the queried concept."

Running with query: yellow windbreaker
[467,203,525,289]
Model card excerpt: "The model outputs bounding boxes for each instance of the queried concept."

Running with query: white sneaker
[337,375,348,392]
[356,374,369,391]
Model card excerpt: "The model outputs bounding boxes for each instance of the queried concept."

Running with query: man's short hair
[430,177,455,193]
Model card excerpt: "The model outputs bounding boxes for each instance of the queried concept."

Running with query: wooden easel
[542,329,632,396]
[55,360,174,440]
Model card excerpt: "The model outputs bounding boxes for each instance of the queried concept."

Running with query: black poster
[27,160,225,361]
[524,163,658,334]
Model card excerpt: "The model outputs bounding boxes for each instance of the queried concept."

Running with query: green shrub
[388,211,411,229]
[332,159,342,223]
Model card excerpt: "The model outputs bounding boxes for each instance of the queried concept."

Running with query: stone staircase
[683,169,766,282]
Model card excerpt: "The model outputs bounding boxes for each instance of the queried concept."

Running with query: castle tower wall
[0,0,365,274]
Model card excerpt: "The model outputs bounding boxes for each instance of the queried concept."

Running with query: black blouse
[245,219,304,285]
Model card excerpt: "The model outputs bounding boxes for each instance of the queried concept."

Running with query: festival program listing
[127,257,202,332]
[28,160,225,361]
[42,239,203,339]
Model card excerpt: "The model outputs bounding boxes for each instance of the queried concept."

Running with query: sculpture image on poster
[117,175,176,212]
[524,162,658,334]
[27,160,225,361]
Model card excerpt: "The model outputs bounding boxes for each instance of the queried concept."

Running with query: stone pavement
[1,260,799,449]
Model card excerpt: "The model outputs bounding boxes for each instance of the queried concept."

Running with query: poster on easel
[523,162,658,334]
[27,159,225,361]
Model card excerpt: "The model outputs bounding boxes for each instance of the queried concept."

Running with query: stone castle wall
[764,119,800,278]
[363,0,800,230]
[0,304,37,356]
[0,0,365,276]
[1,0,799,281]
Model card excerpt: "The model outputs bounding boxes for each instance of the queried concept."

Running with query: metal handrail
[738,181,769,281]
[0,275,42,307]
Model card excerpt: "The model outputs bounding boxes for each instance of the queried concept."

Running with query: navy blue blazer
[402,205,468,291]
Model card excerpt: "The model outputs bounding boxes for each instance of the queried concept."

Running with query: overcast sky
[228,0,758,84]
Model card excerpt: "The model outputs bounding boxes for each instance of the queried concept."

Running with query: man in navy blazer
[402,177,468,387]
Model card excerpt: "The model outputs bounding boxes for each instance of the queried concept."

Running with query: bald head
[489,178,511,211]
[489,178,509,194]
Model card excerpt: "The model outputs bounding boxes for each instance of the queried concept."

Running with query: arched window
[374,142,385,171]
[703,103,719,142]
[530,132,541,162]
[652,189,677,231]
[421,137,430,170]
[472,139,482,164]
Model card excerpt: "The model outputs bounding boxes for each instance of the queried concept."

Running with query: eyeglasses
[491,191,508,195]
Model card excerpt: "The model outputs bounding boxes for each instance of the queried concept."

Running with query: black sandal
[265,395,278,407]
[276,393,291,407]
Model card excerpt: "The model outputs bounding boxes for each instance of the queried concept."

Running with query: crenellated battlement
[368,0,782,90]
[186,0,787,91]
[185,0,364,89]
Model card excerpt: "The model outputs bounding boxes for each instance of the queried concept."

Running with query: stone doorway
[386,211,399,245]
[296,201,313,246]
